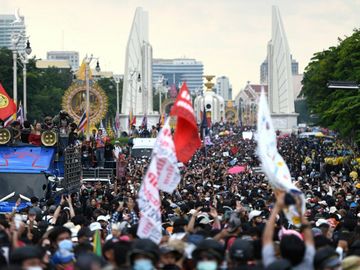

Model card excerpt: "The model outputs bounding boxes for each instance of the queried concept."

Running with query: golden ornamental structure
[204,75,215,91]
[225,100,238,123]
[62,81,108,127]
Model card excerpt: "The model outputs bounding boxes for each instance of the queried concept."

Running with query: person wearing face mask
[346,194,353,205]
[129,239,160,270]
[10,246,43,270]
[192,239,225,270]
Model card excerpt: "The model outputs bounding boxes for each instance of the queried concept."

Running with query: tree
[97,77,122,122]
[0,49,15,93]
[153,90,166,113]
[301,29,360,145]
[0,48,73,122]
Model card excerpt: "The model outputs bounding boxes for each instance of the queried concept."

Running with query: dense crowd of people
[1,116,360,270]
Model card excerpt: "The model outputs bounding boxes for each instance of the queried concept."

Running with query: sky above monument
[2,0,360,96]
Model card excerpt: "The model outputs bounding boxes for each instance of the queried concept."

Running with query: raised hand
[274,189,286,210]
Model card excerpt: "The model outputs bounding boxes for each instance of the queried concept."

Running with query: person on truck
[95,129,106,168]
[29,123,42,146]
[104,138,115,168]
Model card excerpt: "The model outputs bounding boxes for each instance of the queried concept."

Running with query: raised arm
[262,190,284,246]
[187,207,202,233]
[66,196,75,218]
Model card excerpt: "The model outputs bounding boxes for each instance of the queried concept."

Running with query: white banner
[256,88,304,227]
[242,131,253,140]
[153,119,181,194]
[137,119,181,242]
[256,89,293,190]
[137,160,162,243]
[204,135,213,146]
[137,215,162,244]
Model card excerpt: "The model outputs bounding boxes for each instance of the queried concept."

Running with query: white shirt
[113,146,122,159]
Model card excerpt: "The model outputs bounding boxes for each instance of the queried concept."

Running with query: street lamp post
[12,48,17,106]
[156,75,165,114]
[22,56,28,118]
[11,29,31,112]
[22,40,32,119]
[113,75,122,117]
[85,55,100,140]
[113,75,122,138]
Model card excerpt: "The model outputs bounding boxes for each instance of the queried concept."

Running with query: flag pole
[85,61,90,140]
[203,128,207,158]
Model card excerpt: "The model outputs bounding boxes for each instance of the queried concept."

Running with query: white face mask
[26,267,42,270]
[133,259,153,270]
[196,261,217,270]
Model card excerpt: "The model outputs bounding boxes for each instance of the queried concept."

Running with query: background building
[234,82,268,126]
[36,59,71,69]
[260,59,268,84]
[260,55,299,84]
[152,58,203,94]
[216,76,232,101]
[91,70,114,80]
[47,51,79,71]
[0,14,26,52]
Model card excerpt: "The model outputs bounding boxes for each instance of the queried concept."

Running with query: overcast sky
[2,0,360,96]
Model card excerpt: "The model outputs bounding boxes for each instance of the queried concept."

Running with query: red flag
[131,116,136,126]
[0,83,16,120]
[170,82,201,163]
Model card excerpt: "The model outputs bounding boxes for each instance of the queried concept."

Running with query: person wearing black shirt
[68,123,78,146]
[21,120,32,143]
[104,139,115,168]
[81,141,93,169]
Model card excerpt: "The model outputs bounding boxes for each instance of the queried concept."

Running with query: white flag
[137,119,181,243]
[256,88,304,226]
[256,89,294,191]
[137,160,162,243]
[153,118,181,194]
[137,215,162,244]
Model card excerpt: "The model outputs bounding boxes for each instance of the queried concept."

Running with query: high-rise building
[152,58,203,94]
[260,55,299,84]
[291,56,299,75]
[216,76,232,100]
[260,59,268,84]
[0,14,26,52]
[47,51,79,71]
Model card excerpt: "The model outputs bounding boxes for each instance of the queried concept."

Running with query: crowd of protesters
[1,114,360,270]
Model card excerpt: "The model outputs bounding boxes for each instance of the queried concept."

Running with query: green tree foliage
[97,77,122,122]
[0,48,128,125]
[0,48,73,122]
[301,29,360,145]
[0,48,16,92]
[153,90,166,113]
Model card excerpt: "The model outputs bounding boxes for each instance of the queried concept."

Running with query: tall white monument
[268,6,297,131]
[120,7,158,131]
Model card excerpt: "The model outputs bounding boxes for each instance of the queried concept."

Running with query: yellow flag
[77,60,92,81]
